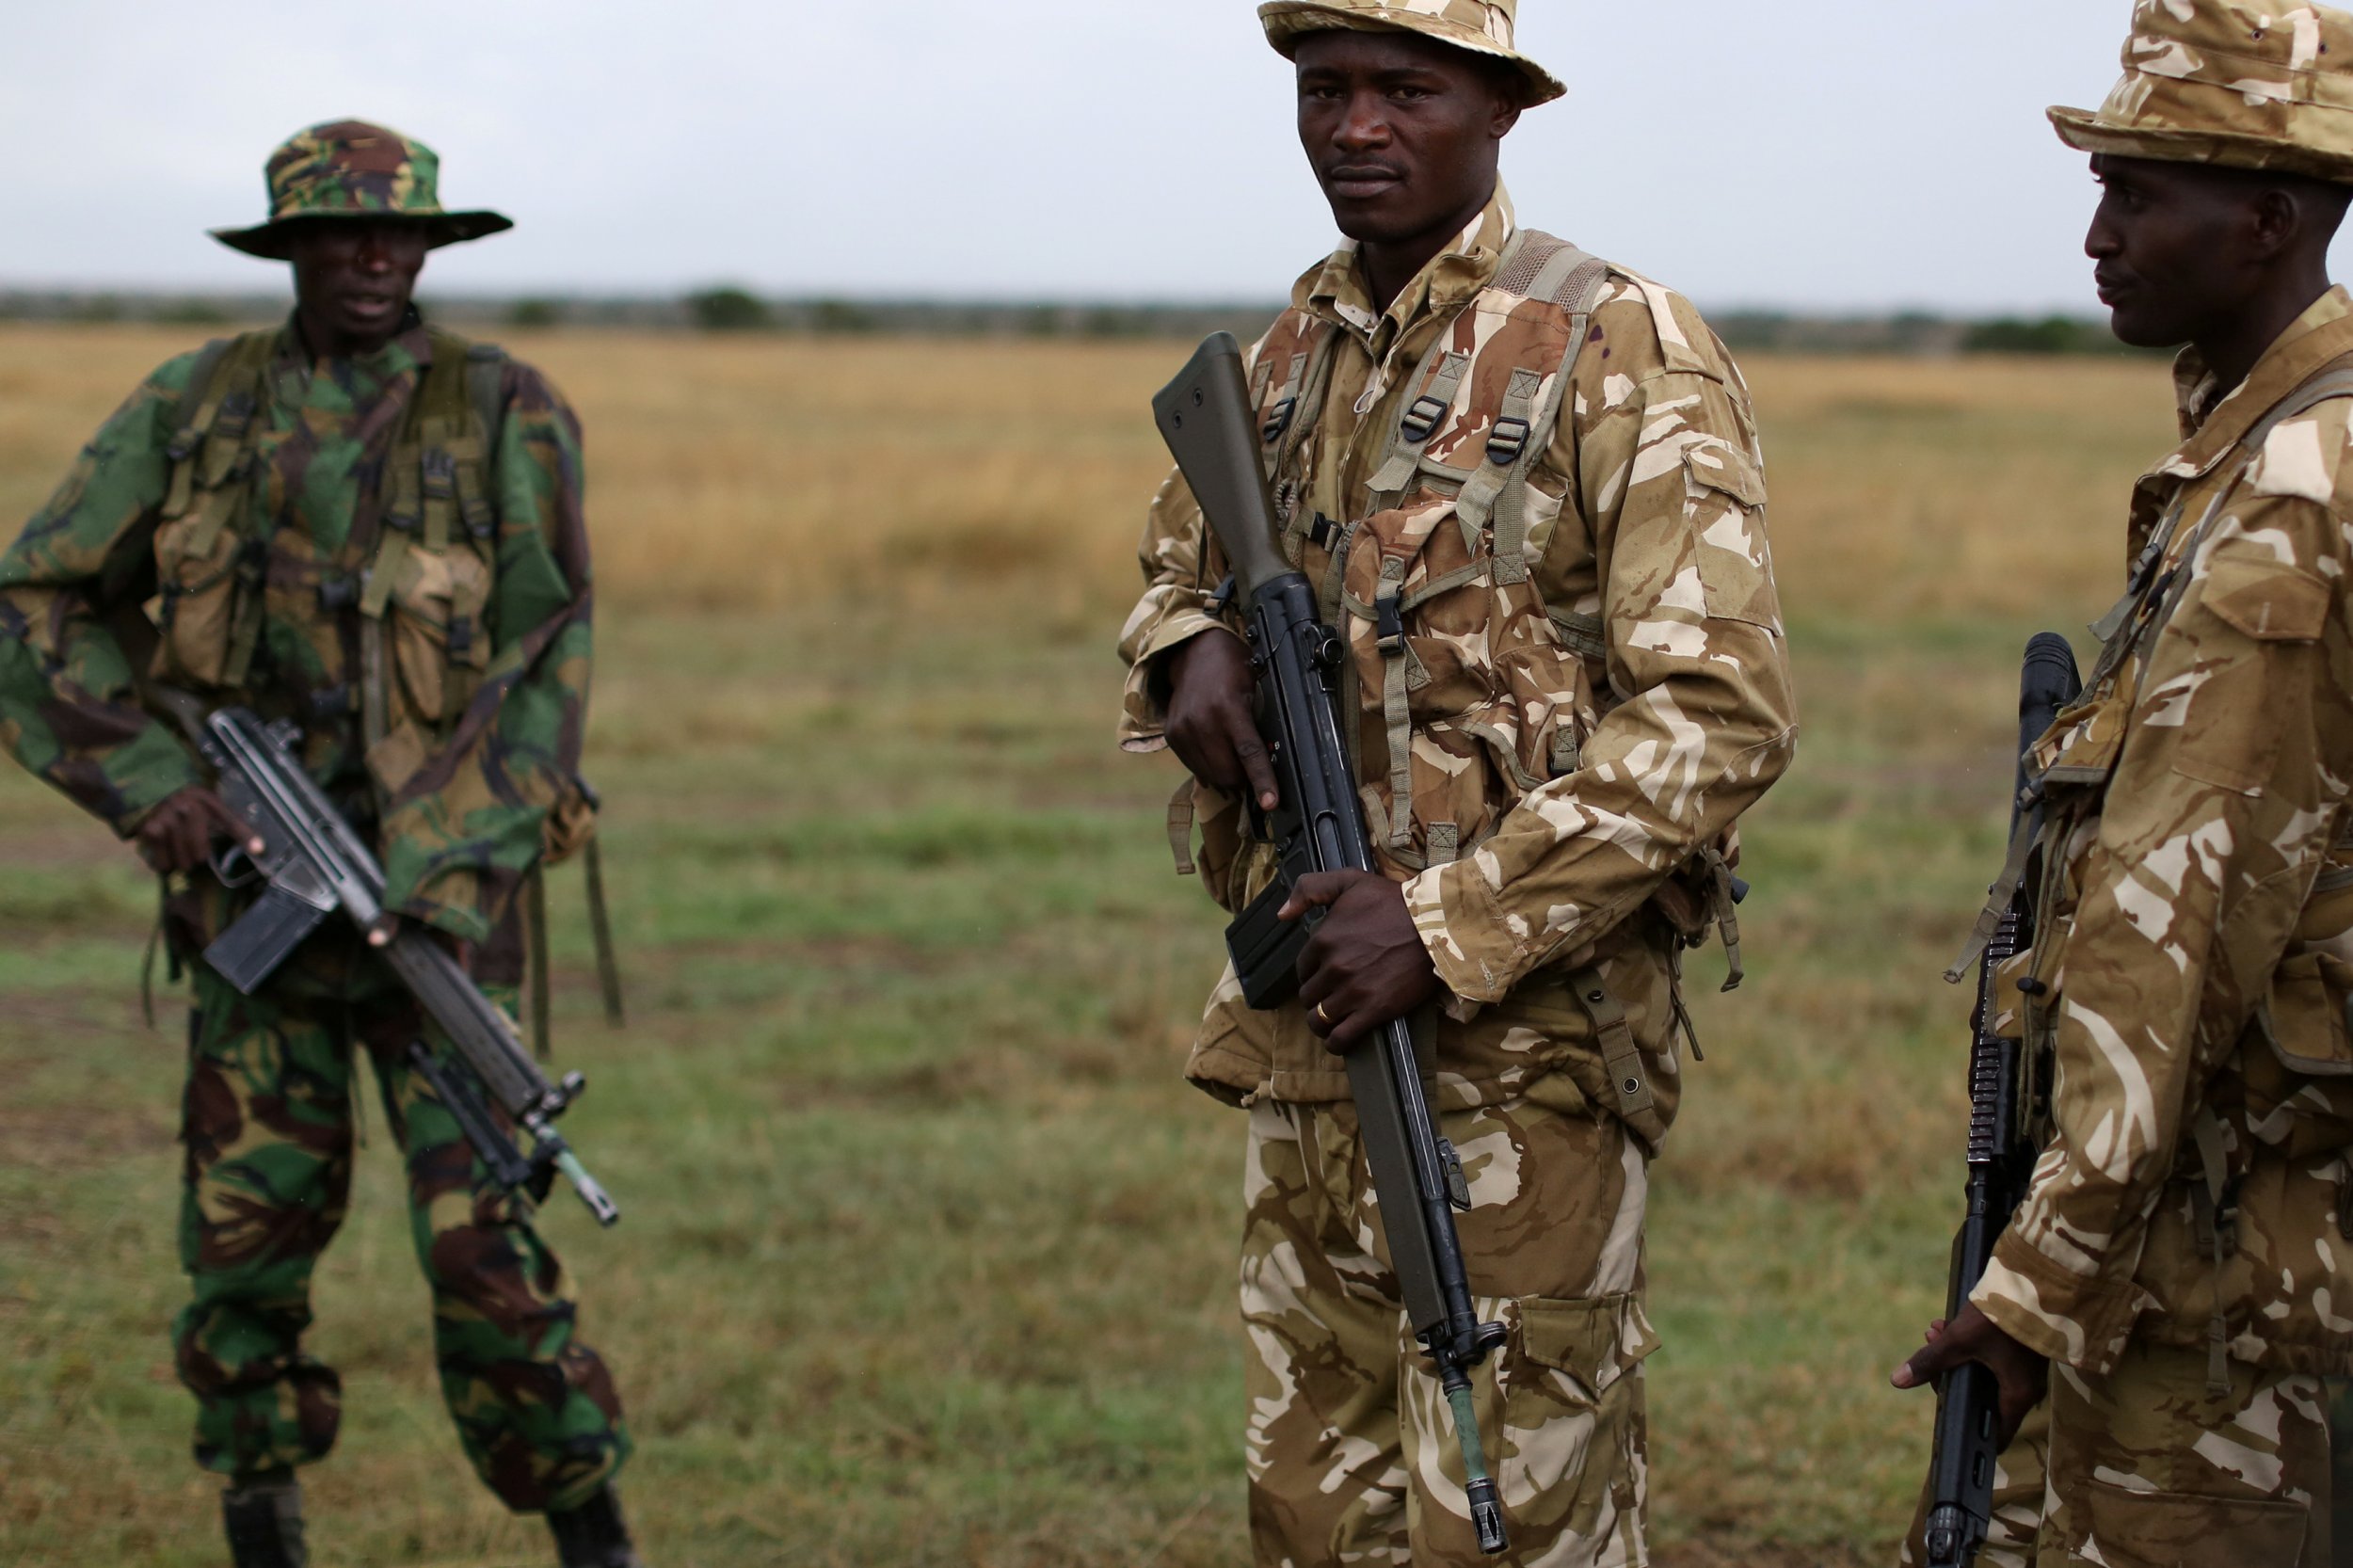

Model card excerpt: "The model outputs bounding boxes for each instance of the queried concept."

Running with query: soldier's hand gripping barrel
[1153,333,1511,1556]
[1922,632,2081,1567]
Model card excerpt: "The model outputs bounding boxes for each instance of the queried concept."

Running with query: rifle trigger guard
[211,842,261,889]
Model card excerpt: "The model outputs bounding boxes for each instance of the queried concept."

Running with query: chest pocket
[1313,313,1600,872]
[357,337,505,797]
[145,335,279,691]
[2162,552,2330,795]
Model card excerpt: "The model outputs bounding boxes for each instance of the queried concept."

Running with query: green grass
[0,596,2057,1568]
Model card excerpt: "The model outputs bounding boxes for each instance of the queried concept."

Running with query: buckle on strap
[1261,396,1296,445]
[1487,415,1531,467]
[1400,394,1448,446]
[421,449,457,501]
[1376,594,1406,655]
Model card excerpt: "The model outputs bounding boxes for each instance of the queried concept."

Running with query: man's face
[1294,30,1518,248]
[2086,154,2264,349]
[288,221,430,352]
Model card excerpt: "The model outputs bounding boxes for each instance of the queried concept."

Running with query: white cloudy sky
[0,2,2222,312]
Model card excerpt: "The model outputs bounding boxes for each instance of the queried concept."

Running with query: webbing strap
[1489,257,1609,584]
[161,335,254,521]
[527,862,552,1061]
[1375,558,1417,854]
[1365,337,1470,505]
[584,837,625,1027]
[2189,1108,2238,1398]
[1569,963,1656,1121]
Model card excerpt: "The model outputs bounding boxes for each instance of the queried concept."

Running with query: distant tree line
[0,289,2160,355]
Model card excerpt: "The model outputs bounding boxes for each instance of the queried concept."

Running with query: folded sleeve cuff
[1972,1226,2145,1375]
[1117,607,1228,754]
[1405,856,1524,1006]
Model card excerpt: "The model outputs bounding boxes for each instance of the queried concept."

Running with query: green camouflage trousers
[175,960,632,1512]
[1899,1341,2330,1566]
[1241,1080,1656,1567]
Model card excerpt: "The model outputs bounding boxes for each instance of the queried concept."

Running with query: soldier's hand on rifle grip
[1892,1302,2050,1448]
[1281,869,1442,1052]
[1163,630,1280,812]
[136,786,262,875]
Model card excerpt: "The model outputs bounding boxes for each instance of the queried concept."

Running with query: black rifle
[161,695,619,1227]
[1921,632,2081,1567]
[1154,333,1511,1556]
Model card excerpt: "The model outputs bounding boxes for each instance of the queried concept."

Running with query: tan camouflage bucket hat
[1258,0,1566,106]
[212,120,514,260]
[2052,1,2353,183]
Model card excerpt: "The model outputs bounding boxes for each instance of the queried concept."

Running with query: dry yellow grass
[0,324,2177,633]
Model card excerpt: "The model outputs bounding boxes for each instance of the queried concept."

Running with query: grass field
[0,323,2178,1567]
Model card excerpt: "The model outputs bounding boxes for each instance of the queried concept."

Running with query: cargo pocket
[385,543,493,728]
[1497,1292,1659,1545]
[2260,951,2353,1078]
[1682,442,1780,632]
[146,510,250,689]
[2168,555,2329,795]
[2071,1477,2307,1567]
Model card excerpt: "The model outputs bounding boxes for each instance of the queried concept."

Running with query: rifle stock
[1154,334,1511,1556]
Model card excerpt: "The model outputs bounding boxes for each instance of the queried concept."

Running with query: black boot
[547,1485,646,1568]
[221,1476,306,1568]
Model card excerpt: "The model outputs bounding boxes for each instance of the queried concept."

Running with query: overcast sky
[0,2,2252,313]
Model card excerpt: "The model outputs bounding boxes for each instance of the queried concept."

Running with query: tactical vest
[146,326,620,1047]
[1199,231,1745,983]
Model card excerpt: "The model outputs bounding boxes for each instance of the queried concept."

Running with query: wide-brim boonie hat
[2051,0,2353,184]
[211,119,513,261]
[1259,0,1565,108]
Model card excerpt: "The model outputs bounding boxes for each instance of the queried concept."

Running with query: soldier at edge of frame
[0,121,644,1568]
[1893,5,2353,1564]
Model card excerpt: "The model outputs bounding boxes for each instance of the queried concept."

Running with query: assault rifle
[1920,633,2081,1567]
[1154,333,1511,1557]
[158,694,620,1228]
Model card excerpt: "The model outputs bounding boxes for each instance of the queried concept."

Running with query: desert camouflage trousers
[1241,1079,1657,1567]
[1898,1340,2332,1566]
[175,960,632,1512]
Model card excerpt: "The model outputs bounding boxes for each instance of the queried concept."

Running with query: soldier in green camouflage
[0,121,643,1568]
[1119,4,1797,1562]
[1892,5,2353,1563]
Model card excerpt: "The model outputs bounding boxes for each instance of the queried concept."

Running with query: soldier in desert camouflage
[0,123,642,1568]
[1118,3,1797,1561]
[1891,5,2353,1563]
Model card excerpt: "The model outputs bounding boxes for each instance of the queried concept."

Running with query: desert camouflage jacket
[1118,187,1798,1124]
[0,313,593,953]
[1974,287,2353,1377]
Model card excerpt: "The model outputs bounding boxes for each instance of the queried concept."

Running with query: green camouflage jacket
[1118,187,1799,1127]
[0,314,593,952]
[1975,287,2353,1378]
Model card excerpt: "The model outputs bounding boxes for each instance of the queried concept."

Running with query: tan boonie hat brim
[1259,1,1566,107]
[2050,1,2353,184]
[209,210,514,262]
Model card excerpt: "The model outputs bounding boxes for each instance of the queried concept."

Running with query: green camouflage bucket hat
[2052,1,2353,183]
[210,120,514,260]
[1258,0,1566,107]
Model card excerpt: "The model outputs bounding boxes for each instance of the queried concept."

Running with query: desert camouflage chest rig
[1232,231,1745,971]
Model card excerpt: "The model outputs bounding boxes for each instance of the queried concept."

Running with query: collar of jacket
[2152,285,2353,484]
[270,307,435,396]
[1295,181,1517,344]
